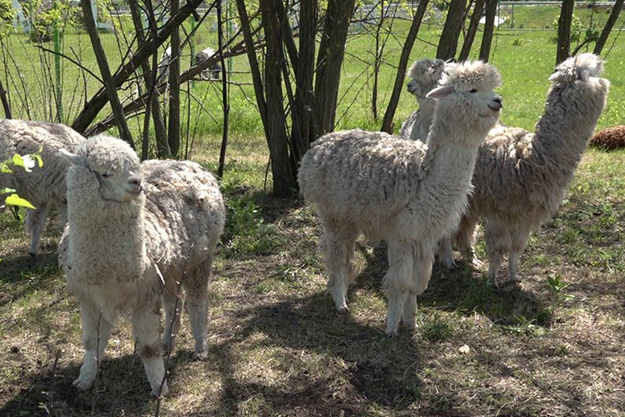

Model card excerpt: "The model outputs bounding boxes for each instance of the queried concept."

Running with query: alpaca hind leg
[184,260,212,360]
[132,301,168,397]
[162,278,185,357]
[25,203,49,257]
[74,301,113,391]
[437,237,455,268]
[401,295,417,330]
[485,220,510,287]
[386,289,408,337]
[508,225,531,283]
[320,219,357,313]
[456,213,482,267]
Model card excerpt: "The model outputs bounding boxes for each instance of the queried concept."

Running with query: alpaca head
[427,60,503,136]
[61,135,143,204]
[406,58,446,98]
[549,53,604,84]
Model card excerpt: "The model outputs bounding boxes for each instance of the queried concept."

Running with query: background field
[1,4,625,416]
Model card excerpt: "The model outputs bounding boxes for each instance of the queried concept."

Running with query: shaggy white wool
[0,119,86,256]
[58,135,225,396]
[299,60,502,336]
[439,53,610,286]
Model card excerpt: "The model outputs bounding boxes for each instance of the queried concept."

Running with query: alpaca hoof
[487,277,499,288]
[192,350,208,361]
[509,274,522,283]
[440,256,456,269]
[29,251,37,258]
[336,305,350,314]
[72,378,93,391]
[385,329,398,338]
[150,383,169,398]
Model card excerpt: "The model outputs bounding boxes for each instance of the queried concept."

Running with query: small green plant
[546,273,574,317]
[1,153,41,215]
[223,197,284,257]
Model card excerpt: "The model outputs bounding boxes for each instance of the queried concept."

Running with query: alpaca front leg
[456,214,482,267]
[485,220,510,287]
[132,306,169,397]
[386,289,408,337]
[508,226,530,283]
[74,302,112,391]
[401,295,417,331]
[162,281,184,357]
[25,203,49,257]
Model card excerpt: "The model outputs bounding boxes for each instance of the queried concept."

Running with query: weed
[546,273,574,318]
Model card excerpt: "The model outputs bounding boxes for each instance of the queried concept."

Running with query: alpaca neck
[530,83,605,180]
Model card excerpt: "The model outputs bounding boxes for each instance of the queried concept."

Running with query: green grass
[1,6,625,416]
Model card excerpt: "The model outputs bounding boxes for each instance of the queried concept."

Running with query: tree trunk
[0,77,11,119]
[436,0,468,60]
[79,0,134,147]
[556,0,575,65]
[372,0,385,121]
[128,0,169,158]
[459,0,485,61]
[216,0,229,177]
[594,0,624,55]
[381,0,430,134]
[291,0,318,162]
[168,0,181,156]
[71,0,203,134]
[479,0,498,62]
[313,0,356,137]
[260,0,296,197]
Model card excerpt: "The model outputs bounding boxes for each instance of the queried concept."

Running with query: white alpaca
[438,53,610,286]
[398,58,446,141]
[0,119,86,256]
[195,47,221,80]
[58,135,225,396]
[299,61,502,336]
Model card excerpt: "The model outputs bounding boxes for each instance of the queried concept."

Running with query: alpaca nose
[493,96,503,110]
[128,173,143,193]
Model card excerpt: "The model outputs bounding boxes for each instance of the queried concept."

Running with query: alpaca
[398,58,446,141]
[299,61,502,336]
[58,135,225,396]
[0,119,86,256]
[437,53,610,286]
[195,47,222,80]
[589,125,625,150]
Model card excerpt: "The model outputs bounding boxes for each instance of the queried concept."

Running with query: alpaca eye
[469,88,478,93]
[100,172,112,178]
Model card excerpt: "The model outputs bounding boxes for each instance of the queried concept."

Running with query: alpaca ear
[59,149,85,167]
[427,85,455,99]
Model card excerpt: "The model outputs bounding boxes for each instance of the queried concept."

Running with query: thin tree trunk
[479,0,498,62]
[436,0,468,60]
[71,0,203,134]
[594,0,624,54]
[168,0,181,156]
[381,0,430,134]
[372,0,385,121]
[129,0,169,158]
[459,0,485,61]
[79,0,134,147]
[313,0,356,137]
[556,0,575,65]
[0,77,11,119]
[260,0,296,197]
[291,0,317,162]
[235,0,267,129]
[216,0,229,177]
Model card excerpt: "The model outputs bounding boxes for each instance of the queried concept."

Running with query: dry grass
[0,140,624,417]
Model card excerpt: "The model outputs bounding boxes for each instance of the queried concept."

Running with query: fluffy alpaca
[398,58,446,141]
[589,125,625,150]
[438,53,610,286]
[195,47,222,80]
[58,135,225,396]
[0,119,86,256]
[299,61,502,336]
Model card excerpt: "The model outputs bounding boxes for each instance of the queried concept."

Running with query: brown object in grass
[589,125,625,150]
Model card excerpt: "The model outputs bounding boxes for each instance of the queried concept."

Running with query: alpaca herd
[0,53,612,395]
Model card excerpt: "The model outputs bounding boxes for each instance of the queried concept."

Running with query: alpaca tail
[550,53,604,83]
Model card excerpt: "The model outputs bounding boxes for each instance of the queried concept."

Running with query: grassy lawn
[1,6,625,417]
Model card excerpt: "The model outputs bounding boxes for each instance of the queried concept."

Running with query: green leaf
[4,194,36,209]
[0,187,16,195]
